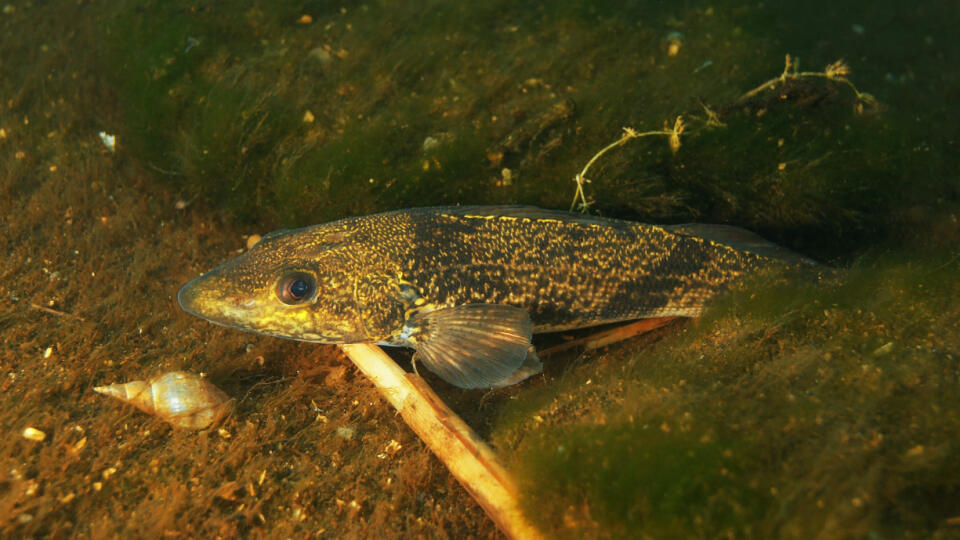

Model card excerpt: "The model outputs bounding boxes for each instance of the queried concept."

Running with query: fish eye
[275,272,317,305]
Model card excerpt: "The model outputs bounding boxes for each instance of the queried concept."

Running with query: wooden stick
[340,343,542,540]
[540,316,679,356]
[29,302,87,321]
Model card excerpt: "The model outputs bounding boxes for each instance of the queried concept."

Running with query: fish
[178,206,810,389]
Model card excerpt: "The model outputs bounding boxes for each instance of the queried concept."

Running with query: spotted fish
[178,206,808,389]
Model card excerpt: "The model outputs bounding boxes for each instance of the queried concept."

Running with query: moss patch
[85,0,958,260]
[494,255,960,537]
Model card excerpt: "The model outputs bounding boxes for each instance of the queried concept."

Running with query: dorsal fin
[663,224,816,265]
[434,205,636,229]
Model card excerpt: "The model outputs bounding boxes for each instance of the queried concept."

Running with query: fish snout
[178,272,262,324]
[177,276,206,318]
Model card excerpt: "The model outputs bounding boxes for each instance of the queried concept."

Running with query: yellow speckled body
[178,206,783,347]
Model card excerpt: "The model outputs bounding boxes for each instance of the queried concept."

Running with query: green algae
[517,426,765,537]
[494,254,960,538]
[90,0,957,261]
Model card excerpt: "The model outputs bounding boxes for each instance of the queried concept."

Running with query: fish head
[177,225,367,343]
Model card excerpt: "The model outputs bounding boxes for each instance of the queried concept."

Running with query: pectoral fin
[406,304,533,389]
[490,347,542,388]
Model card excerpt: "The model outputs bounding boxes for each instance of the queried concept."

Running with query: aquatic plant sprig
[569,54,879,214]
[570,117,685,213]
[738,55,877,113]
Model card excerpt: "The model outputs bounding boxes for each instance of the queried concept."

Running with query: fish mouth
[177,273,255,323]
[177,274,209,319]
[177,275,266,334]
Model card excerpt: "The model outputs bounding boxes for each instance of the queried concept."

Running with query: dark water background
[1,1,957,537]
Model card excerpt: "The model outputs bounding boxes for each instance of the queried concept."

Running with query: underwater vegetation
[94,0,957,260]
[494,253,960,537]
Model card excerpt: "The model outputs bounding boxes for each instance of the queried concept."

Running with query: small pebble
[309,47,332,64]
[422,136,439,151]
[384,439,402,454]
[422,133,453,152]
[22,427,46,442]
[500,168,513,186]
[666,31,683,57]
[246,234,262,250]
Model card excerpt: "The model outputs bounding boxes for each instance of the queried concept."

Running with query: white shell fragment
[98,131,116,153]
[94,371,233,430]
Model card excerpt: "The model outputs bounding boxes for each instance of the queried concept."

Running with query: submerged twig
[540,317,680,356]
[339,343,542,540]
[146,162,184,176]
[29,303,86,322]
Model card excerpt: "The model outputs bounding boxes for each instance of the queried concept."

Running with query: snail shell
[94,371,233,430]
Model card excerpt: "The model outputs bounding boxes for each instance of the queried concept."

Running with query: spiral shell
[94,371,233,430]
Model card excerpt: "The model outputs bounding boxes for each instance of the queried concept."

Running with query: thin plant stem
[570,118,684,212]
